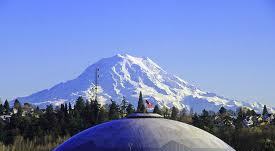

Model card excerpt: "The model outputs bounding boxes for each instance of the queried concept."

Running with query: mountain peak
[117,54,162,70]
[116,53,144,58]
[115,53,150,64]
[17,54,275,113]
[115,53,146,63]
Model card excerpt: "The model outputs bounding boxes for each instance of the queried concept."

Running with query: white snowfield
[17,54,274,113]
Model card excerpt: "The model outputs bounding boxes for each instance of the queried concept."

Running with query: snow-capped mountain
[17,54,274,113]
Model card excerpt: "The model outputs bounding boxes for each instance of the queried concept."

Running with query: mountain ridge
[17,54,275,113]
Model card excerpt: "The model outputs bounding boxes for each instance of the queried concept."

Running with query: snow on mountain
[17,54,274,113]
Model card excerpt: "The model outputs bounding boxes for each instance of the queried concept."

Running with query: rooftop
[126,113,164,118]
[55,113,235,151]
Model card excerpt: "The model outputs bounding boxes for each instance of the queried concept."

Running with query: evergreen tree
[98,106,108,123]
[64,103,68,117]
[14,100,22,116]
[83,100,91,126]
[219,106,227,115]
[46,104,54,113]
[181,108,187,116]
[171,106,179,120]
[41,105,58,133]
[60,104,65,113]
[0,98,3,115]
[262,105,268,116]
[153,105,162,115]
[75,97,85,113]
[91,99,100,123]
[68,102,72,113]
[120,97,128,117]
[140,103,146,113]
[126,103,135,115]
[201,109,209,118]
[137,91,146,113]
[13,99,21,109]
[162,106,170,118]
[0,104,4,115]
[200,109,213,131]
[235,107,245,129]
[108,100,119,120]
[56,104,66,135]
[34,106,41,115]
[3,100,10,114]
[179,108,193,124]
[192,113,201,128]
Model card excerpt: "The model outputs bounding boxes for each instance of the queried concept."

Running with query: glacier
[17,54,275,113]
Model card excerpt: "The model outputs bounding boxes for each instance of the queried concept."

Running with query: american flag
[145,100,154,109]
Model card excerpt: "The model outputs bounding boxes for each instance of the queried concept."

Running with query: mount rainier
[17,54,274,113]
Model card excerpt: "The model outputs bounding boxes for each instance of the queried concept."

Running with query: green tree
[219,106,227,115]
[75,97,85,112]
[46,105,54,114]
[98,106,108,123]
[64,103,68,114]
[120,97,128,117]
[179,108,192,124]
[137,91,146,113]
[153,105,162,115]
[91,99,100,123]
[0,104,4,115]
[82,100,91,126]
[40,105,59,134]
[162,106,170,118]
[126,103,135,115]
[199,109,214,132]
[171,106,179,120]
[262,105,269,116]
[108,100,119,120]
[3,100,10,114]
[13,99,21,110]
[140,103,146,113]
[180,108,187,117]
[192,113,201,128]
[13,99,22,116]
[235,107,245,129]
[68,102,72,114]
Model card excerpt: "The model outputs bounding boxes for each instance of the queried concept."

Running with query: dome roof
[55,113,235,151]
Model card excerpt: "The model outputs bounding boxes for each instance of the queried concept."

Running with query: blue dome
[55,113,235,151]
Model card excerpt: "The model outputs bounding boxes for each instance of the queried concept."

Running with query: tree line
[0,92,274,151]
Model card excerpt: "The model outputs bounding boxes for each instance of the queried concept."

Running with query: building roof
[55,113,235,151]
[127,113,164,118]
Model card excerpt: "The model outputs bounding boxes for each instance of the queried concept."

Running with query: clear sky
[0,0,274,106]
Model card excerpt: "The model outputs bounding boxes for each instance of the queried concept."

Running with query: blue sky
[0,0,274,106]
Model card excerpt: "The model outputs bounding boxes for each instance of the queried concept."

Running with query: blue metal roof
[55,114,235,151]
